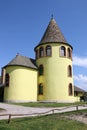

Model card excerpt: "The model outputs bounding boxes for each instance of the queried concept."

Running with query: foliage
[80,92,87,102]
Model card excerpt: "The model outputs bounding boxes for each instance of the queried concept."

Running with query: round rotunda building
[35,17,74,102]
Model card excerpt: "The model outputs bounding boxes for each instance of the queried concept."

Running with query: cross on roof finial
[51,14,54,19]
[16,52,20,56]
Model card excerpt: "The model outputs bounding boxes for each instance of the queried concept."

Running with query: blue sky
[0,0,87,90]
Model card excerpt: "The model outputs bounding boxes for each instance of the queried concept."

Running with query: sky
[0,0,87,90]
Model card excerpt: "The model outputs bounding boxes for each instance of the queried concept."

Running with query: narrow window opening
[60,46,66,57]
[46,45,51,56]
[5,73,10,87]
[39,47,44,57]
[39,65,44,75]
[67,48,71,58]
[68,65,72,77]
[36,49,39,59]
[69,83,73,96]
[38,83,43,95]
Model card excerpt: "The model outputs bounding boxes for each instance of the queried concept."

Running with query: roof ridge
[4,54,37,69]
[16,53,35,60]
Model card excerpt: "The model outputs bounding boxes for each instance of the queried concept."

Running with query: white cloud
[73,55,87,90]
[74,74,87,83]
[73,56,87,68]
[74,74,87,91]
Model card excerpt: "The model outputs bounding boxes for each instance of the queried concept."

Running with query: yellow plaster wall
[4,66,37,102]
[74,96,80,102]
[74,92,84,102]
[36,43,75,102]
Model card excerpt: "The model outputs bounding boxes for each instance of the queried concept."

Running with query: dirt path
[65,114,87,124]
[0,103,87,124]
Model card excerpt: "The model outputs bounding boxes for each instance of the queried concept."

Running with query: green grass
[0,112,87,130]
[12,102,87,107]
[1,102,86,129]
[61,108,87,116]
[0,108,5,111]
[0,108,3,110]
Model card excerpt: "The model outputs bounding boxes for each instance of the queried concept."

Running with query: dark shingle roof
[4,54,37,69]
[39,18,67,44]
[74,86,86,92]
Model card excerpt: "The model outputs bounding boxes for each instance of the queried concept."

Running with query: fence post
[52,110,54,114]
[8,114,11,124]
[76,106,78,111]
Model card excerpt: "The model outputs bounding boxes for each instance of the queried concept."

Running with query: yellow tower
[35,17,74,102]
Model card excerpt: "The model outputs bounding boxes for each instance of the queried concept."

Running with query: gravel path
[0,103,87,123]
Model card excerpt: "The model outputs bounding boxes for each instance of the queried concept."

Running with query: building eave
[34,42,73,51]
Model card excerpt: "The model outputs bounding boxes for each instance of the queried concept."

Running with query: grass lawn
[0,108,5,111]
[0,112,87,130]
[0,103,86,129]
[12,102,87,107]
[0,108,3,110]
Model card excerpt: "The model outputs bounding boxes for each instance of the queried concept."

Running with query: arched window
[38,83,43,95]
[5,73,10,87]
[39,47,44,58]
[68,65,72,77]
[60,46,66,57]
[67,48,71,58]
[39,65,44,75]
[36,49,39,59]
[46,45,51,56]
[69,83,73,96]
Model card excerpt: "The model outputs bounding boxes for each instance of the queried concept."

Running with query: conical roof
[4,54,37,69]
[39,17,67,44]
